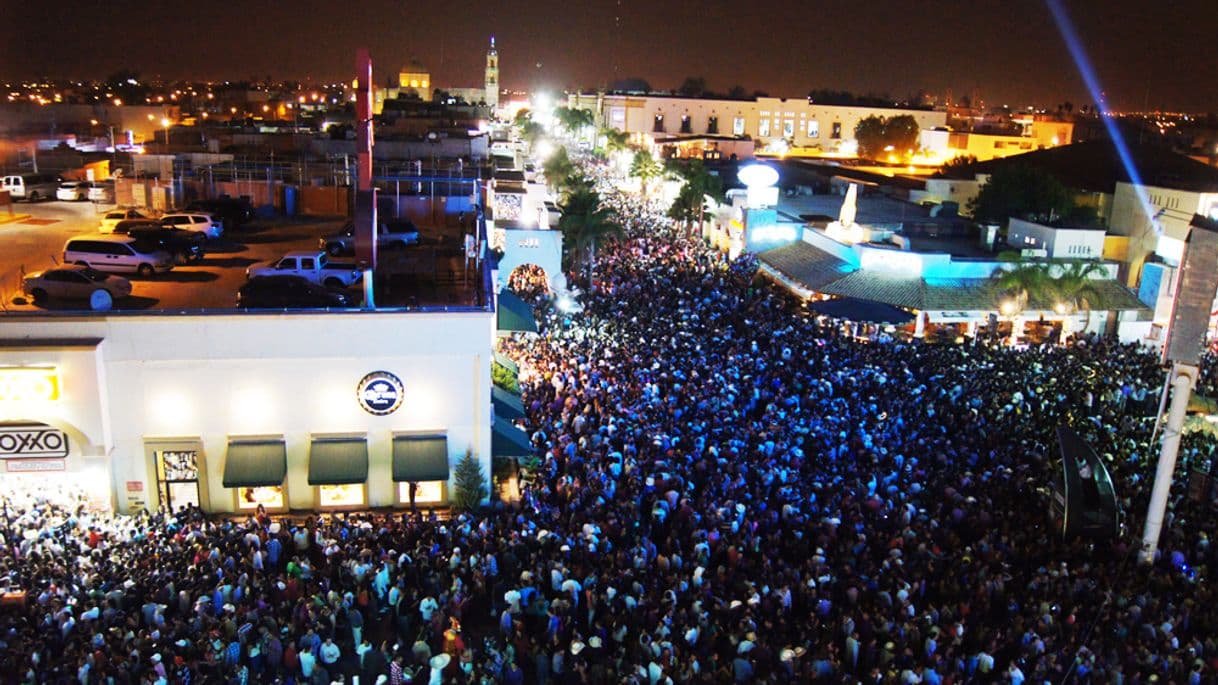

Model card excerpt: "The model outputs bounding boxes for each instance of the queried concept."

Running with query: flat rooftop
[776,194,985,258]
[0,202,487,315]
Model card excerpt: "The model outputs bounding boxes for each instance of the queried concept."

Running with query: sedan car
[99,208,153,233]
[56,181,91,201]
[160,212,223,239]
[88,180,115,203]
[22,265,133,303]
[237,275,354,309]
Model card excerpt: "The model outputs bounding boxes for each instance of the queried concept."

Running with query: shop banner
[5,459,66,472]
[0,423,70,459]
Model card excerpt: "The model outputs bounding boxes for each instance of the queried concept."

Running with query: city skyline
[1,0,1216,112]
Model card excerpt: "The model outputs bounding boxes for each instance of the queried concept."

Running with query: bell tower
[484,36,500,112]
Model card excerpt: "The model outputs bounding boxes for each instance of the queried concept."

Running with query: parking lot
[0,201,348,312]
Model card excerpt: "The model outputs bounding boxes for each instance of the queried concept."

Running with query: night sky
[2,0,1215,112]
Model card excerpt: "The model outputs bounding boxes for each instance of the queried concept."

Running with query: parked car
[99,208,153,233]
[87,180,115,203]
[246,250,361,289]
[2,173,59,202]
[319,219,419,256]
[237,275,354,309]
[56,181,92,201]
[113,220,206,264]
[22,265,133,303]
[160,212,223,239]
[184,197,254,229]
[63,235,174,277]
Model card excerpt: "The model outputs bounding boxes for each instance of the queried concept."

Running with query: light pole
[161,118,171,147]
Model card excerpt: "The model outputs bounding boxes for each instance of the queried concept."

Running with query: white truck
[246,251,361,289]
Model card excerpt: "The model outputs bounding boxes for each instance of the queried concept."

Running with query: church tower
[484,36,500,112]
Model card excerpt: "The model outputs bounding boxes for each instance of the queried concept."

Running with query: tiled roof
[758,242,853,290]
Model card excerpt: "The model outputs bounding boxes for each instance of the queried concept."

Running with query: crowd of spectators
[1,183,1217,685]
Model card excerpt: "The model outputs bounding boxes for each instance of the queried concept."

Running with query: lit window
[759,119,770,137]
[319,484,365,507]
[733,117,745,136]
[808,120,819,138]
[398,481,445,505]
[237,486,284,510]
[831,122,841,139]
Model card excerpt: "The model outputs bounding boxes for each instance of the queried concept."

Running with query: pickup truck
[319,219,419,256]
[246,251,362,289]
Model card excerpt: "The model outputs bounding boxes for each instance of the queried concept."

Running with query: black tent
[1051,426,1120,539]
[808,297,915,324]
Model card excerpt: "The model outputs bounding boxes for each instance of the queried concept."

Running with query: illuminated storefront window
[733,117,745,136]
[155,449,200,511]
[398,481,445,505]
[238,485,284,510]
[319,484,365,508]
[758,119,770,137]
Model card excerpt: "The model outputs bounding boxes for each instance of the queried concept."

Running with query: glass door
[155,449,200,511]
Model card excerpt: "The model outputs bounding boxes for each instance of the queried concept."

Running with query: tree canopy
[853,115,921,161]
[968,166,1075,226]
[667,159,725,228]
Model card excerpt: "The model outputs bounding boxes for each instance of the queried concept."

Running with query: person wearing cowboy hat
[428,653,450,685]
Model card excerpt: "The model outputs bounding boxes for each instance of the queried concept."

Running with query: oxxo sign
[0,422,70,459]
[0,367,61,402]
[357,371,404,415]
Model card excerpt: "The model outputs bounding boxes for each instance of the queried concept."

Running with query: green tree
[542,146,577,192]
[990,258,1052,315]
[520,121,544,148]
[554,106,594,137]
[558,188,624,290]
[667,159,724,233]
[854,114,920,161]
[1048,260,1106,336]
[513,108,533,127]
[601,127,631,153]
[968,166,1074,226]
[677,76,708,97]
[629,149,663,198]
[941,154,978,172]
[452,450,487,512]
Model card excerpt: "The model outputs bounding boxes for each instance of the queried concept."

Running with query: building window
[680,115,692,134]
[733,117,745,136]
[783,120,795,138]
[319,484,365,508]
[831,122,842,139]
[707,116,719,135]
[759,119,770,137]
[653,115,665,133]
[237,486,284,510]
[398,481,446,506]
[808,120,819,138]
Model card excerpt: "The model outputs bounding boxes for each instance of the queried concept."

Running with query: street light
[161,117,171,146]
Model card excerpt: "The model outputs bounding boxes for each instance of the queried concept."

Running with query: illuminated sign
[0,422,69,459]
[860,249,924,277]
[357,371,405,416]
[518,238,540,248]
[0,367,60,401]
[738,164,779,188]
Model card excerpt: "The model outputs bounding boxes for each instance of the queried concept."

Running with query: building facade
[570,93,947,155]
[0,310,497,515]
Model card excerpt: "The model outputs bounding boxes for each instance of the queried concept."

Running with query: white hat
[588,636,603,649]
[430,653,451,669]
[729,600,743,610]
[570,641,585,655]
[150,654,162,663]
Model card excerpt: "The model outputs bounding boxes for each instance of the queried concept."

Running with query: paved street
[0,200,346,312]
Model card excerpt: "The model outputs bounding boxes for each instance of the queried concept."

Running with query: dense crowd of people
[2,167,1218,685]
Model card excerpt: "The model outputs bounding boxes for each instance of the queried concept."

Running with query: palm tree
[558,188,624,291]
[990,259,1052,344]
[602,127,631,154]
[667,159,725,235]
[1048,260,1106,341]
[554,107,594,140]
[542,147,576,192]
[629,149,663,198]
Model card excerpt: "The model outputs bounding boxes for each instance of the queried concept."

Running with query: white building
[0,307,516,515]
[1007,218,1106,259]
[568,93,946,155]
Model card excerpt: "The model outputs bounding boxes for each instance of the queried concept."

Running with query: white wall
[2,310,493,512]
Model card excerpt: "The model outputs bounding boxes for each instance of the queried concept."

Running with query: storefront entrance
[154,448,201,510]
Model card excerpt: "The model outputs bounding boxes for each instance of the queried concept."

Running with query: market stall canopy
[493,351,519,376]
[308,437,369,486]
[222,439,287,488]
[392,433,450,482]
[497,291,538,333]
[808,297,915,324]
[492,416,532,457]
[492,385,526,422]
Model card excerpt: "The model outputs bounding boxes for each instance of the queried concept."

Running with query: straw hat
[430,653,451,669]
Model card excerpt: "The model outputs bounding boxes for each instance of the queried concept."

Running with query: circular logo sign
[357,371,404,415]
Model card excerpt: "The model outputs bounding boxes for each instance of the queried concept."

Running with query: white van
[63,235,174,277]
[2,173,60,202]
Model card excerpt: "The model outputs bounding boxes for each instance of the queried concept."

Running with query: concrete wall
[1,309,494,513]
